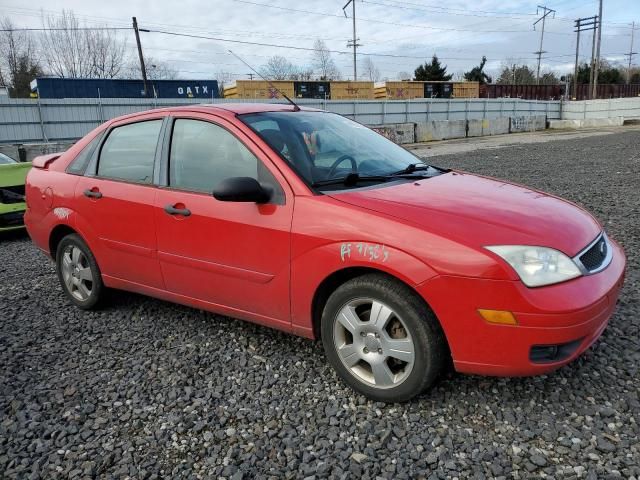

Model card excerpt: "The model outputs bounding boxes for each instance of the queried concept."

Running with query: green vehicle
[0,153,31,232]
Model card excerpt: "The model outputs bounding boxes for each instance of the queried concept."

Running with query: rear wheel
[56,234,105,310]
[321,274,447,402]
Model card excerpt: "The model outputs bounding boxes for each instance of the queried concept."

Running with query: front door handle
[83,188,102,199]
[164,204,191,217]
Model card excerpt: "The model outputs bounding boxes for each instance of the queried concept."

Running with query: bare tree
[361,57,381,82]
[0,18,43,97]
[39,10,127,78]
[121,56,178,81]
[292,67,314,81]
[216,69,236,96]
[312,39,340,80]
[85,28,126,78]
[260,56,298,80]
[146,58,178,80]
[397,71,411,80]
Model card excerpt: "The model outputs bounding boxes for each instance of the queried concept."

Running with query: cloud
[4,0,639,80]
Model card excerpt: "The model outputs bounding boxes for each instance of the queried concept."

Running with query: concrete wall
[371,123,415,144]
[415,120,467,142]
[509,115,547,133]
[467,118,510,137]
[548,117,624,130]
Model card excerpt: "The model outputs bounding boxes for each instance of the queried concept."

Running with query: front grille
[579,235,608,272]
[0,185,26,204]
[0,211,25,228]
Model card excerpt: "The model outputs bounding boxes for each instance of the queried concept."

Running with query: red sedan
[24,104,626,402]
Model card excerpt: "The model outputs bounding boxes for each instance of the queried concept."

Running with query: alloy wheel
[333,298,415,389]
[60,245,94,302]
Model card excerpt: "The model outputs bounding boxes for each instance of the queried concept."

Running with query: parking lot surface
[1,129,639,479]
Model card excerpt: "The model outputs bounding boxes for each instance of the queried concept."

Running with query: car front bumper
[418,238,626,376]
[0,201,26,231]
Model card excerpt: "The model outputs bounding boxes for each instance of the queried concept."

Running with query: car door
[73,116,165,289]
[154,113,293,329]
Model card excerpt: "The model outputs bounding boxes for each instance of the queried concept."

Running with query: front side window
[169,119,283,201]
[97,120,162,184]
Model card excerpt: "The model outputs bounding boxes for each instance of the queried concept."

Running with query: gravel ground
[1,129,639,479]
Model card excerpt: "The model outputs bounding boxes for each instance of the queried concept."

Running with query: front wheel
[56,233,105,310]
[321,274,447,402]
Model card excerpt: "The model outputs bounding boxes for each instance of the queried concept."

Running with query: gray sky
[3,0,639,80]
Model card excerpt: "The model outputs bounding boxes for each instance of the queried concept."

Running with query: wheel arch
[48,224,79,257]
[311,266,440,342]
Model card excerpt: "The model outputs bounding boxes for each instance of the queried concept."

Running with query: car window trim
[65,131,105,176]
[86,117,167,186]
[159,114,287,205]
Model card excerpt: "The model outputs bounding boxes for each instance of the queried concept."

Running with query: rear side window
[97,120,162,184]
[169,119,284,201]
[67,134,102,175]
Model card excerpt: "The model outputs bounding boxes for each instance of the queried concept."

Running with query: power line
[228,0,569,35]
[0,27,131,32]
[140,28,516,61]
[360,0,537,20]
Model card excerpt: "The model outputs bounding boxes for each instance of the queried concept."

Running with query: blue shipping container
[32,78,219,99]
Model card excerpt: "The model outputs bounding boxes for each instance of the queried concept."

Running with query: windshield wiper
[312,173,390,188]
[389,163,431,176]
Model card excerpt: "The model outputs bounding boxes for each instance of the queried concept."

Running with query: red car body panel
[24,104,626,378]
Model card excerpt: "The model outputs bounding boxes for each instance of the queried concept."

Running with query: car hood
[329,171,601,256]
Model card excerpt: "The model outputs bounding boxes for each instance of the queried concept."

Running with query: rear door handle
[83,189,102,199]
[164,204,191,217]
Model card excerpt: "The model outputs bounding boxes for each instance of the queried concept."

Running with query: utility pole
[592,0,603,99]
[589,16,599,98]
[573,16,598,100]
[534,5,556,85]
[624,21,637,84]
[343,0,362,80]
[132,17,149,97]
[247,73,254,80]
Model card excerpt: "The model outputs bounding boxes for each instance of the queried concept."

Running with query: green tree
[414,55,452,81]
[463,56,492,84]
[576,61,625,84]
[9,55,43,97]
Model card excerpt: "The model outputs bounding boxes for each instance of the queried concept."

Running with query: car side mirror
[212,177,271,204]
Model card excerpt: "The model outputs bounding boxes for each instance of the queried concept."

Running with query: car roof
[110,103,322,124]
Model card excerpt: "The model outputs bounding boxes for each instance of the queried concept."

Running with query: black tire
[321,273,448,402]
[55,233,105,310]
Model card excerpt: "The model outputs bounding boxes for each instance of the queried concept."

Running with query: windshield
[239,111,429,188]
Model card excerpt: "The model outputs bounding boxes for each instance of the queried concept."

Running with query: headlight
[485,245,582,287]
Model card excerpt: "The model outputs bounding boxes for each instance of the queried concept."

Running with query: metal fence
[0,97,562,144]
[560,97,640,120]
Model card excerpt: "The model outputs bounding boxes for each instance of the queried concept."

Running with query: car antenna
[228,49,301,112]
